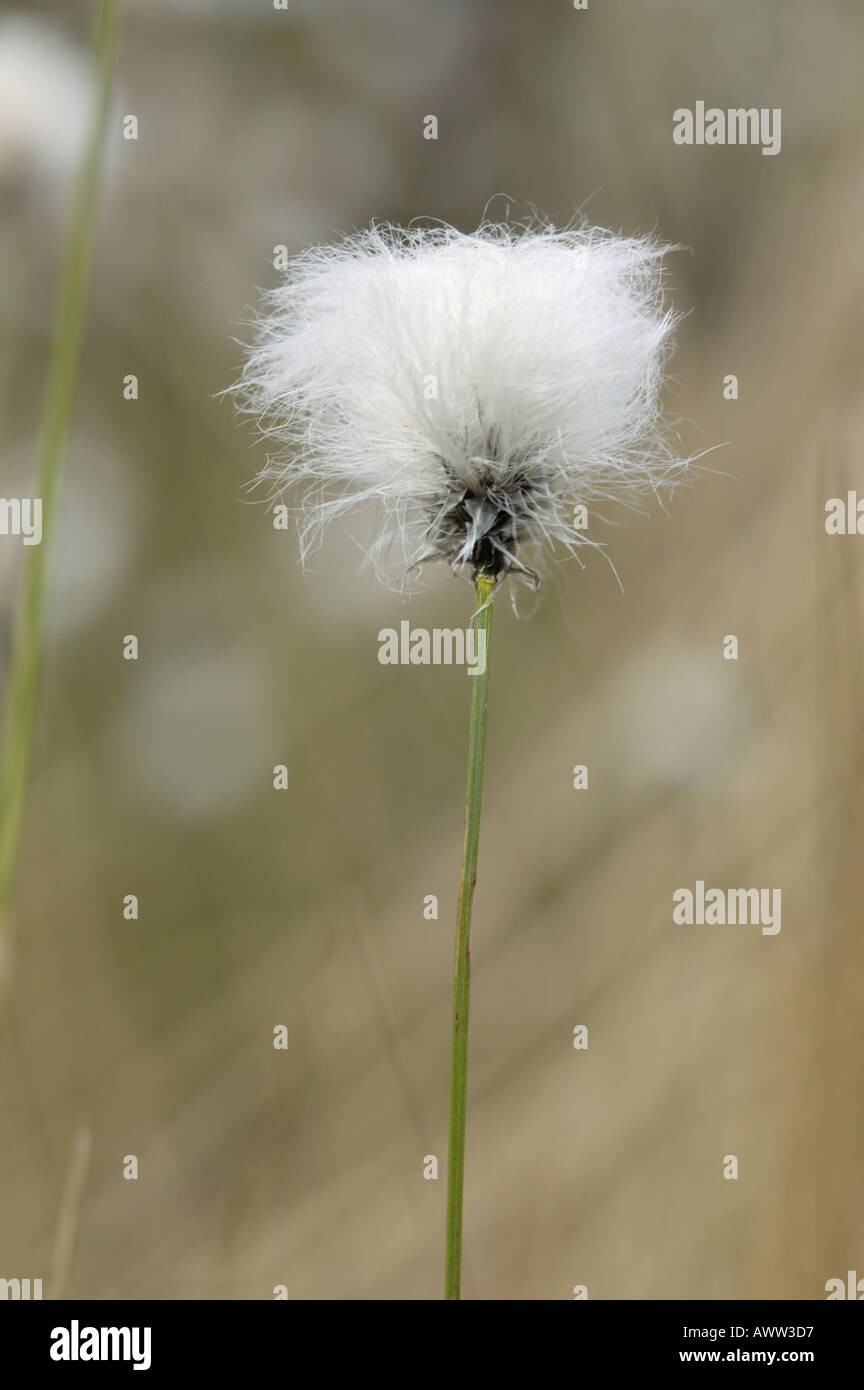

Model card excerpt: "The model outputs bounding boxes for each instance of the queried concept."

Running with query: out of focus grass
[0,0,121,945]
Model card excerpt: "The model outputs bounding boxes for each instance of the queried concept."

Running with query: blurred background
[1,0,863,1300]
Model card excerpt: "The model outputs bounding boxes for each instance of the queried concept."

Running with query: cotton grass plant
[235,217,692,1299]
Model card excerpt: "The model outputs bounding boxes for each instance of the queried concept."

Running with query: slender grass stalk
[0,0,122,932]
[445,570,495,1300]
[50,1121,93,1300]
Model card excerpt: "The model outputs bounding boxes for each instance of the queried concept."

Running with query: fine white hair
[234,218,690,590]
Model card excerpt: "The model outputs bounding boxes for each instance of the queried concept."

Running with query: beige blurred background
[1,0,863,1300]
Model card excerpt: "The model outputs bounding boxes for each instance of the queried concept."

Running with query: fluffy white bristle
[234,219,690,589]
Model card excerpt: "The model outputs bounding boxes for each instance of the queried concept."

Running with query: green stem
[445,570,495,1300]
[0,0,123,931]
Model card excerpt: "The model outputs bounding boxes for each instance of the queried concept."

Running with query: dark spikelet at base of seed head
[418,456,542,589]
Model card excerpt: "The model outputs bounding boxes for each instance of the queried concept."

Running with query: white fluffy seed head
[234,219,690,590]
[0,16,92,200]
